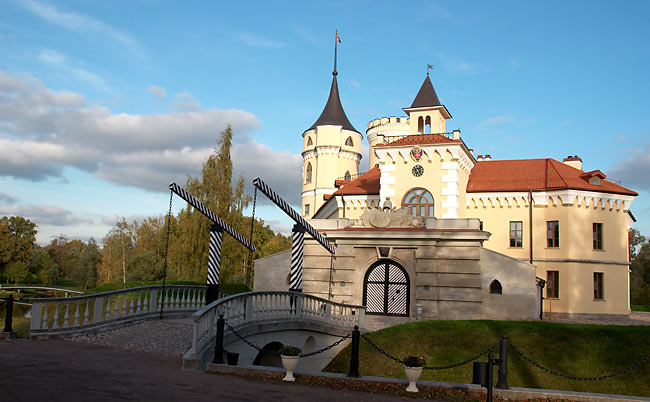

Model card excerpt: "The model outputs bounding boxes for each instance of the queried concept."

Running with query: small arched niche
[489,279,503,295]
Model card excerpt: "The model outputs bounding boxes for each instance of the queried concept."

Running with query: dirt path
[0,339,407,402]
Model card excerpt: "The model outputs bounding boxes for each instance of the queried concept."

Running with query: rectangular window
[509,221,523,248]
[593,223,603,250]
[594,272,604,300]
[547,270,559,298]
[304,204,310,215]
[547,221,559,248]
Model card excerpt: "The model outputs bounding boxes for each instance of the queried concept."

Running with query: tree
[630,232,650,305]
[99,218,134,284]
[629,228,646,261]
[0,216,37,279]
[31,248,60,285]
[71,238,101,289]
[125,252,164,282]
[6,261,28,284]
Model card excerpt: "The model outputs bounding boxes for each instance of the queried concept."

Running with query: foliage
[279,345,301,356]
[632,305,650,312]
[98,218,134,284]
[125,252,164,282]
[403,355,426,367]
[0,216,37,279]
[629,228,646,261]
[631,239,650,305]
[325,320,650,397]
[6,261,29,284]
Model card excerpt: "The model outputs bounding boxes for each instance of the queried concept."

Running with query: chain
[424,346,495,370]
[224,320,351,358]
[245,187,257,290]
[160,190,173,319]
[362,334,496,370]
[510,343,650,381]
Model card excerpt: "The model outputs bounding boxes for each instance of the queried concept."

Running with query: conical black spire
[305,31,359,134]
[306,75,359,133]
[410,74,441,108]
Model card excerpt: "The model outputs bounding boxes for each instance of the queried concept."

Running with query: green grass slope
[325,320,650,397]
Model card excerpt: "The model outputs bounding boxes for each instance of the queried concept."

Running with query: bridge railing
[29,285,222,339]
[189,291,366,360]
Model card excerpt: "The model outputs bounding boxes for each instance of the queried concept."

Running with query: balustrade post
[30,300,43,332]
[347,325,360,377]
[93,296,104,323]
[150,289,159,313]
[213,314,225,364]
[496,334,509,389]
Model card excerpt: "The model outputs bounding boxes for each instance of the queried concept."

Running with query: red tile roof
[375,133,460,147]
[467,159,637,196]
[332,165,381,195]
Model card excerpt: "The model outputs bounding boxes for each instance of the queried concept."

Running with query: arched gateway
[363,260,410,316]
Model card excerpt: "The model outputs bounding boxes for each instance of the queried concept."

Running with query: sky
[1,0,650,245]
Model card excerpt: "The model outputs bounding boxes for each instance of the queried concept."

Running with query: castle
[255,57,637,324]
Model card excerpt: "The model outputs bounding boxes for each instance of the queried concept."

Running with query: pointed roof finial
[333,30,341,76]
[304,31,359,134]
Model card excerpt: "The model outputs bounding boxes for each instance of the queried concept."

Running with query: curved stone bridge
[185,291,365,371]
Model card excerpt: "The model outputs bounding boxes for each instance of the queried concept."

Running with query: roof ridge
[547,159,569,188]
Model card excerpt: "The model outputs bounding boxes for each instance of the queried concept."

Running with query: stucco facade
[264,67,638,321]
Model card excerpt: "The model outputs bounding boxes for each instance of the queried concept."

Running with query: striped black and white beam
[169,183,255,251]
[252,177,335,255]
[290,224,304,291]
[207,225,223,286]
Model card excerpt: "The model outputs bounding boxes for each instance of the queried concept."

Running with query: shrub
[403,355,426,367]
[279,345,301,356]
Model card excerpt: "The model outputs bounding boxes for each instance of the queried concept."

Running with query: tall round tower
[301,37,362,218]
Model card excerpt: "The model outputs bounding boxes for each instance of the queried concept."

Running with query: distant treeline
[0,126,290,289]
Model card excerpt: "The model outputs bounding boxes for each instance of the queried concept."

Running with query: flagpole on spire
[333,30,339,76]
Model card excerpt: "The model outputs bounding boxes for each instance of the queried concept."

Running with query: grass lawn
[325,320,650,397]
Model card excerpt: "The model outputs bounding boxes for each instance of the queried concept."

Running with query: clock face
[412,165,424,177]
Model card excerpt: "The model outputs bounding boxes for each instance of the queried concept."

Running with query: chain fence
[224,321,351,358]
[509,343,650,381]
[361,333,497,370]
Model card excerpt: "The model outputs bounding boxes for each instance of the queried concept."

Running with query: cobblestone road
[67,319,193,356]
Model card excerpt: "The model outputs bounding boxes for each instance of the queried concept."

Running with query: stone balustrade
[29,285,224,339]
[188,291,365,361]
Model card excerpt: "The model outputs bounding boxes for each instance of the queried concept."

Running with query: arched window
[345,136,353,146]
[418,116,424,133]
[305,162,312,183]
[363,259,410,316]
[344,170,351,181]
[402,188,434,217]
[306,137,313,146]
[425,116,431,134]
[490,280,503,295]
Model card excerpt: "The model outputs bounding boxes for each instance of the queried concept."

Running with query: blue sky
[1,0,650,244]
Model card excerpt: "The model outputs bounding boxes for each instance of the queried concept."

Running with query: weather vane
[427,64,434,76]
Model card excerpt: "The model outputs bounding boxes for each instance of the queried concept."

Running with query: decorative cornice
[467,190,635,210]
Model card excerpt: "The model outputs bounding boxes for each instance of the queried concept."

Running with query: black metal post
[347,325,360,377]
[3,294,14,333]
[486,348,494,402]
[496,334,509,389]
[213,314,225,364]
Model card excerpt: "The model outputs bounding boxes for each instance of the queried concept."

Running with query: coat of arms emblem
[411,146,423,162]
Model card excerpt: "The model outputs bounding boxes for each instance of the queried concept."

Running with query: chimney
[477,154,483,161]
[452,129,461,140]
[563,155,582,170]
[485,154,491,161]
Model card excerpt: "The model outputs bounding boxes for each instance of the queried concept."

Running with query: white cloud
[350,80,361,88]
[100,214,150,226]
[0,192,16,204]
[437,53,477,74]
[172,92,201,112]
[607,142,650,192]
[148,85,167,99]
[475,115,515,129]
[0,70,305,205]
[239,33,285,48]
[0,204,94,226]
[21,0,144,58]
[38,48,109,91]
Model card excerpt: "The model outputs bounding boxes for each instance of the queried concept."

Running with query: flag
[427,64,434,70]
[336,32,341,43]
